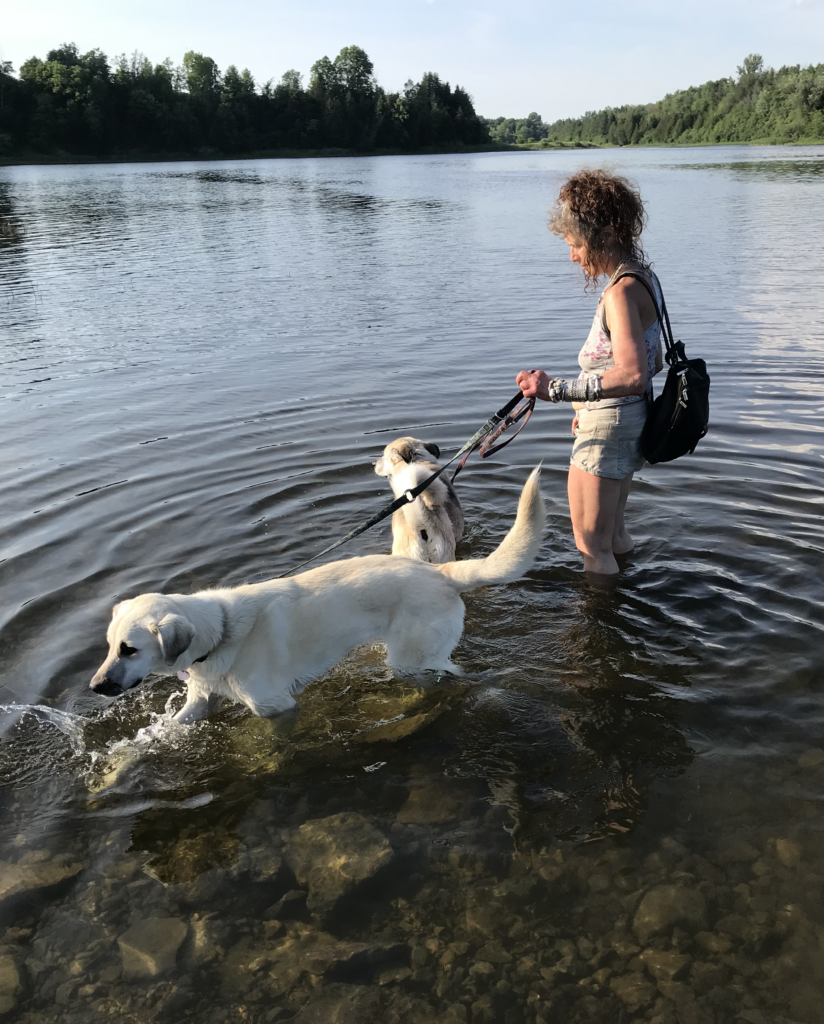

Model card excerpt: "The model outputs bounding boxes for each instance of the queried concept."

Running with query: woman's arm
[516,277,654,403]
[597,278,650,398]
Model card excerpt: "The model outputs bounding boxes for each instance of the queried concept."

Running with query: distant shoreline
[0,141,602,169]
[510,138,824,151]
[4,137,823,169]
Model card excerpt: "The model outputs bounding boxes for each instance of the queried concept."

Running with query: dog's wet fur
[90,469,544,725]
[374,437,464,563]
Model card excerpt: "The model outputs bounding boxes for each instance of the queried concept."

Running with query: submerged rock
[188,913,227,966]
[287,812,394,919]
[117,917,188,979]
[396,778,472,825]
[33,908,107,962]
[292,982,437,1023]
[265,889,308,921]
[377,965,413,985]
[610,972,657,1012]
[301,939,405,976]
[715,839,760,864]
[364,714,433,744]
[0,956,20,1015]
[475,940,512,965]
[797,748,824,769]
[639,949,691,982]
[465,889,507,936]
[775,838,802,868]
[633,886,707,944]
[246,846,283,883]
[0,857,82,907]
[694,930,731,954]
[219,920,404,1001]
[690,959,730,994]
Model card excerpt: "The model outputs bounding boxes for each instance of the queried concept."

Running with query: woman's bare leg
[568,464,633,574]
[612,473,635,555]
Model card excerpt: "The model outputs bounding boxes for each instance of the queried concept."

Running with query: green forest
[484,56,824,147]
[0,43,490,161]
[2,49,823,163]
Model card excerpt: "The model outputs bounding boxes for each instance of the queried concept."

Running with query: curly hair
[548,170,647,290]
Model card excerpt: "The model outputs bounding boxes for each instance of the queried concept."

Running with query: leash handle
[479,396,535,459]
[451,392,535,483]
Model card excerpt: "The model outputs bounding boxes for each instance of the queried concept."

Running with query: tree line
[484,56,824,148]
[0,43,490,160]
[3,48,822,162]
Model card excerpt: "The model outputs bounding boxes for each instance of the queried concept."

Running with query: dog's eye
[119,642,137,657]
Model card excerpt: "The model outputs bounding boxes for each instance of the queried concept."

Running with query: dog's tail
[436,467,545,593]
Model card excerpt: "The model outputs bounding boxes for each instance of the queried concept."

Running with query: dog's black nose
[90,677,123,697]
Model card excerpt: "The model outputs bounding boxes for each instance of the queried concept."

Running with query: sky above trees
[4,0,824,120]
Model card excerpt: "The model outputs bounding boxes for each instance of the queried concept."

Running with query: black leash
[275,390,535,579]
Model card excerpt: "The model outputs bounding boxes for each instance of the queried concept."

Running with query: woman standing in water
[517,170,663,575]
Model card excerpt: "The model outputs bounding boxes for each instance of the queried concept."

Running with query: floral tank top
[577,271,663,410]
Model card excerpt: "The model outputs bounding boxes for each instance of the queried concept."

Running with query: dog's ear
[111,599,133,622]
[422,442,441,460]
[396,441,415,464]
[153,614,195,666]
[374,456,389,477]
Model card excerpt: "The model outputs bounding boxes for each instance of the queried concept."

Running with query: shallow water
[0,146,823,1023]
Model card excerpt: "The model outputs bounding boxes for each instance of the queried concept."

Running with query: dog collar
[176,650,212,681]
[173,605,226,682]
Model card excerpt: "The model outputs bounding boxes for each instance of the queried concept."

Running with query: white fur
[375,436,464,563]
[90,469,544,725]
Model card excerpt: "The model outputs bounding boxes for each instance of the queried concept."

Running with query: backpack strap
[600,270,681,367]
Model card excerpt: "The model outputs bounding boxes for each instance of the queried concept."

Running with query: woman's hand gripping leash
[516,369,598,434]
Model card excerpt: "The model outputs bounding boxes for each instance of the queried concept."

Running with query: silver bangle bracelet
[547,376,602,403]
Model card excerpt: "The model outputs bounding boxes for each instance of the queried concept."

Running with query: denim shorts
[570,401,647,480]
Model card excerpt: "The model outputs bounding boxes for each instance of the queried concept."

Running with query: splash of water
[0,703,87,755]
[86,690,190,796]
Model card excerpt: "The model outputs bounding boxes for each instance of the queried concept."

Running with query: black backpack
[607,271,710,465]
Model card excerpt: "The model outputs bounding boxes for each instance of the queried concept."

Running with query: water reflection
[0,185,24,248]
[679,158,824,180]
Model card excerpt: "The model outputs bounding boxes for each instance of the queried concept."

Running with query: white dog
[90,469,543,725]
[374,437,464,563]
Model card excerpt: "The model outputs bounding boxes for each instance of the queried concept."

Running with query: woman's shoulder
[608,266,656,293]
[605,270,658,311]
[602,267,659,333]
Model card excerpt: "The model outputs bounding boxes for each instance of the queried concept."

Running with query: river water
[0,147,823,1023]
